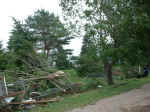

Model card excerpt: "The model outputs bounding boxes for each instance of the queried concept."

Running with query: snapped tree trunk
[138,64,141,73]
[104,62,114,85]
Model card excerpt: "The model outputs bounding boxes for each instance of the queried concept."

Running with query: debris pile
[0,71,81,112]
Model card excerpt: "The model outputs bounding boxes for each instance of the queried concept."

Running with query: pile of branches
[0,70,81,112]
[0,51,82,112]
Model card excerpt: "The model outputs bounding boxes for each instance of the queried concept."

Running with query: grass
[30,70,150,112]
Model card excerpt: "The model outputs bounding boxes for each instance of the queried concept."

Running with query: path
[69,84,150,112]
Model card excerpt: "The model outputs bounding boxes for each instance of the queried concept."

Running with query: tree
[60,0,116,84]
[77,33,103,76]
[0,41,3,53]
[0,41,7,70]
[25,9,72,58]
[8,18,34,55]
[51,46,72,69]
[60,0,150,84]
[7,18,41,71]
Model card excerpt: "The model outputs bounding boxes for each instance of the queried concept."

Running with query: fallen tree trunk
[8,98,60,105]
[0,91,24,101]
[23,71,65,81]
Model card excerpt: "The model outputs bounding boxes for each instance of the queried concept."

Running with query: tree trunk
[46,49,50,59]
[104,63,108,74]
[42,32,47,55]
[138,64,141,73]
[104,62,114,85]
[44,41,47,55]
[107,63,114,85]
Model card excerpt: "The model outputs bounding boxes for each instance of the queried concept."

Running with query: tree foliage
[77,34,103,76]
[26,9,72,58]
[8,18,41,71]
[0,41,7,70]
[60,0,150,84]
[51,46,72,69]
[6,9,74,71]
[8,18,35,55]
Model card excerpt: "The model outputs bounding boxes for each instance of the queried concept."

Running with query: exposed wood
[0,91,24,101]
[139,64,141,73]
[50,80,66,92]
[8,98,59,105]
[21,85,32,100]
[23,71,65,81]
[0,70,78,111]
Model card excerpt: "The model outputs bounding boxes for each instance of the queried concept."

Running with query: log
[23,71,65,81]
[50,80,66,92]
[0,91,24,101]
[8,98,60,105]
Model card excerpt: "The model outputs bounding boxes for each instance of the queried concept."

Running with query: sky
[0,0,82,56]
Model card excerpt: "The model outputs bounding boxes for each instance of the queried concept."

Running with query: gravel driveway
[69,84,150,112]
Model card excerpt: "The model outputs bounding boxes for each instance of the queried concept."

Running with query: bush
[81,78,106,92]
[121,65,139,79]
[76,54,104,77]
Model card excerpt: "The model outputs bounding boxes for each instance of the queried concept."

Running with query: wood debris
[0,70,81,112]
[8,97,60,105]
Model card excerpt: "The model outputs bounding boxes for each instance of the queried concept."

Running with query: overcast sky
[0,0,82,56]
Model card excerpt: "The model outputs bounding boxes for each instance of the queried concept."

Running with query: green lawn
[30,74,150,112]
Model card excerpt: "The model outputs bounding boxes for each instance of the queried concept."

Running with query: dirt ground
[69,84,150,112]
